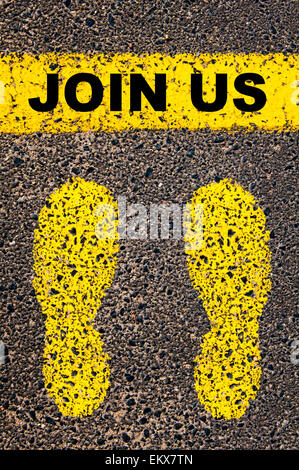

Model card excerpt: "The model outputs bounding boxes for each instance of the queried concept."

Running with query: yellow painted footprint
[185,179,271,419]
[33,178,119,417]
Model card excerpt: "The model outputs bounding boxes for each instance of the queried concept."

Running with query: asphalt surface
[0,0,298,450]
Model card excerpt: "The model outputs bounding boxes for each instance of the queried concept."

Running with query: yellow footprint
[33,178,119,417]
[185,179,271,419]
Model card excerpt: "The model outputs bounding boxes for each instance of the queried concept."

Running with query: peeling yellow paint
[33,178,119,417]
[0,53,297,133]
[185,180,271,419]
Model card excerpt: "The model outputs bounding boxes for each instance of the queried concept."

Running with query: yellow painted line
[291,80,299,105]
[0,81,4,104]
[0,53,297,133]
[185,180,271,419]
[33,178,119,417]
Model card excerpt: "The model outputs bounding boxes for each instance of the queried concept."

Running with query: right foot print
[185,179,271,419]
[33,178,119,417]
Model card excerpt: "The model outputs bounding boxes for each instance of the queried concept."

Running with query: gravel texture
[0,0,298,450]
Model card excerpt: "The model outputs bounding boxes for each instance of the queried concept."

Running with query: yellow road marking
[185,180,271,419]
[0,53,297,133]
[33,178,119,417]
[0,81,4,104]
[291,80,299,105]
